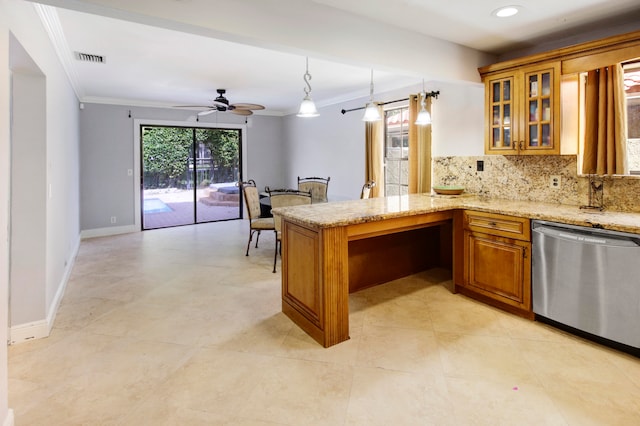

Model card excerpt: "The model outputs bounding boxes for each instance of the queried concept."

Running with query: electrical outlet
[110,216,117,224]
[549,175,561,189]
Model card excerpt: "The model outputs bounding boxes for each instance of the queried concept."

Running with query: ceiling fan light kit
[297,57,319,117]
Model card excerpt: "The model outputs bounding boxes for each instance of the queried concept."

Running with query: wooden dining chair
[239,180,275,256]
[297,176,330,203]
[269,189,312,273]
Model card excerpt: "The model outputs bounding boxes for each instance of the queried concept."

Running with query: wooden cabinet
[482,62,560,155]
[457,211,532,317]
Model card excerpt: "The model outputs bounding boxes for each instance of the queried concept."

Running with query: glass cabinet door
[525,69,553,149]
[489,76,514,150]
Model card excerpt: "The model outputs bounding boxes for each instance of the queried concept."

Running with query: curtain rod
[340,97,409,115]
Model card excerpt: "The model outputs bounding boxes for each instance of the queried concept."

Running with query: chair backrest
[360,180,376,199]
[297,176,330,203]
[239,180,261,220]
[269,190,312,233]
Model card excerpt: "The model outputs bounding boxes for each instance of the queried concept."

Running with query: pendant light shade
[415,81,440,126]
[362,69,381,122]
[297,57,319,117]
[362,103,381,121]
[415,94,431,125]
[298,95,319,117]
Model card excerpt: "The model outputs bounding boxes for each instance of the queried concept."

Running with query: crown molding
[34,3,84,99]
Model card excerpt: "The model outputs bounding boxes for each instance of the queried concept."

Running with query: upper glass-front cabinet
[483,62,560,155]
[489,76,514,152]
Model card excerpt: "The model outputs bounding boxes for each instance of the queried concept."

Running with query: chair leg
[246,229,255,256]
[272,238,279,273]
[255,230,261,248]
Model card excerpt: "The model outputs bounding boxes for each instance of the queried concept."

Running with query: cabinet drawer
[464,211,530,241]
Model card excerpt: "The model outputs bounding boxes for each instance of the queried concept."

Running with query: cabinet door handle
[523,247,528,259]
[488,221,497,227]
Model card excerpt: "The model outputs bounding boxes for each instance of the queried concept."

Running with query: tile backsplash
[432,155,640,213]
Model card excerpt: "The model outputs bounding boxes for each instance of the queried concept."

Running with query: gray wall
[79,103,285,232]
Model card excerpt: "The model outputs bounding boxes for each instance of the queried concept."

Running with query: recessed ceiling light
[493,5,520,18]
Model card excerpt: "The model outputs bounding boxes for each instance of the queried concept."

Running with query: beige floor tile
[516,338,639,391]
[428,295,511,336]
[543,380,640,426]
[277,325,361,366]
[445,377,567,425]
[437,332,541,386]
[8,220,640,425]
[122,347,275,423]
[346,367,455,426]
[357,325,442,373]
[9,331,118,383]
[53,296,125,330]
[361,295,433,330]
[238,357,353,425]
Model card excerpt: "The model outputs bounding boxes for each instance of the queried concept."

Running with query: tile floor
[8,220,640,425]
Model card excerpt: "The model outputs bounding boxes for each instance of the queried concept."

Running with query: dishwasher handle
[532,223,640,248]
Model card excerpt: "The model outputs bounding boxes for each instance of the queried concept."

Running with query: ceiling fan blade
[231,103,265,110]
[197,109,218,116]
[231,109,252,116]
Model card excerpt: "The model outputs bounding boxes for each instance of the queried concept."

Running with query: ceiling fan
[175,89,265,116]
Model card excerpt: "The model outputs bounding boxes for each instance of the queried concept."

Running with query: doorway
[140,125,242,229]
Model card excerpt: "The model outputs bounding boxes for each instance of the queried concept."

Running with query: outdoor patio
[142,185,241,229]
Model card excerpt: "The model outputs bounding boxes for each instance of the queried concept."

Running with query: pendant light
[362,69,381,122]
[297,57,319,117]
[415,79,431,126]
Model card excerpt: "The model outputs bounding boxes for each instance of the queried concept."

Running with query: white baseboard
[9,236,80,345]
[9,320,49,344]
[45,236,81,335]
[2,409,14,426]
[81,224,137,239]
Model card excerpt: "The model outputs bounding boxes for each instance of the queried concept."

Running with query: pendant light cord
[369,69,375,102]
[303,57,312,97]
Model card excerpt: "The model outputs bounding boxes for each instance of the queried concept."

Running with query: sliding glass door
[141,125,241,230]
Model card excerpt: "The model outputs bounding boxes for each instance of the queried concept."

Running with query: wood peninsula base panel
[282,210,454,348]
[348,226,445,293]
[281,221,350,347]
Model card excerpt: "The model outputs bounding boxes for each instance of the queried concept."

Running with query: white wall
[281,79,486,199]
[30,0,495,85]
[282,104,365,200]
[3,0,81,347]
[10,71,47,327]
[431,81,485,157]
[0,1,11,422]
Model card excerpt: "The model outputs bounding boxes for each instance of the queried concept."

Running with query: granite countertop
[273,193,640,234]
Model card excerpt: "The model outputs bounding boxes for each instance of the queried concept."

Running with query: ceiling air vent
[74,51,106,63]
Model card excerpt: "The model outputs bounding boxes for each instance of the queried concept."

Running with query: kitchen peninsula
[274,194,640,347]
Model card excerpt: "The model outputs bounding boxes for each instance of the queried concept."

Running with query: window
[624,63,640,174]
[384,107,410,195]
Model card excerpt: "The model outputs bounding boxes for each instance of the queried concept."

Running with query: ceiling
[29,0,640,116]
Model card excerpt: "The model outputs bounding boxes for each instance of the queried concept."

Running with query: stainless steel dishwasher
[532,220,640,351]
